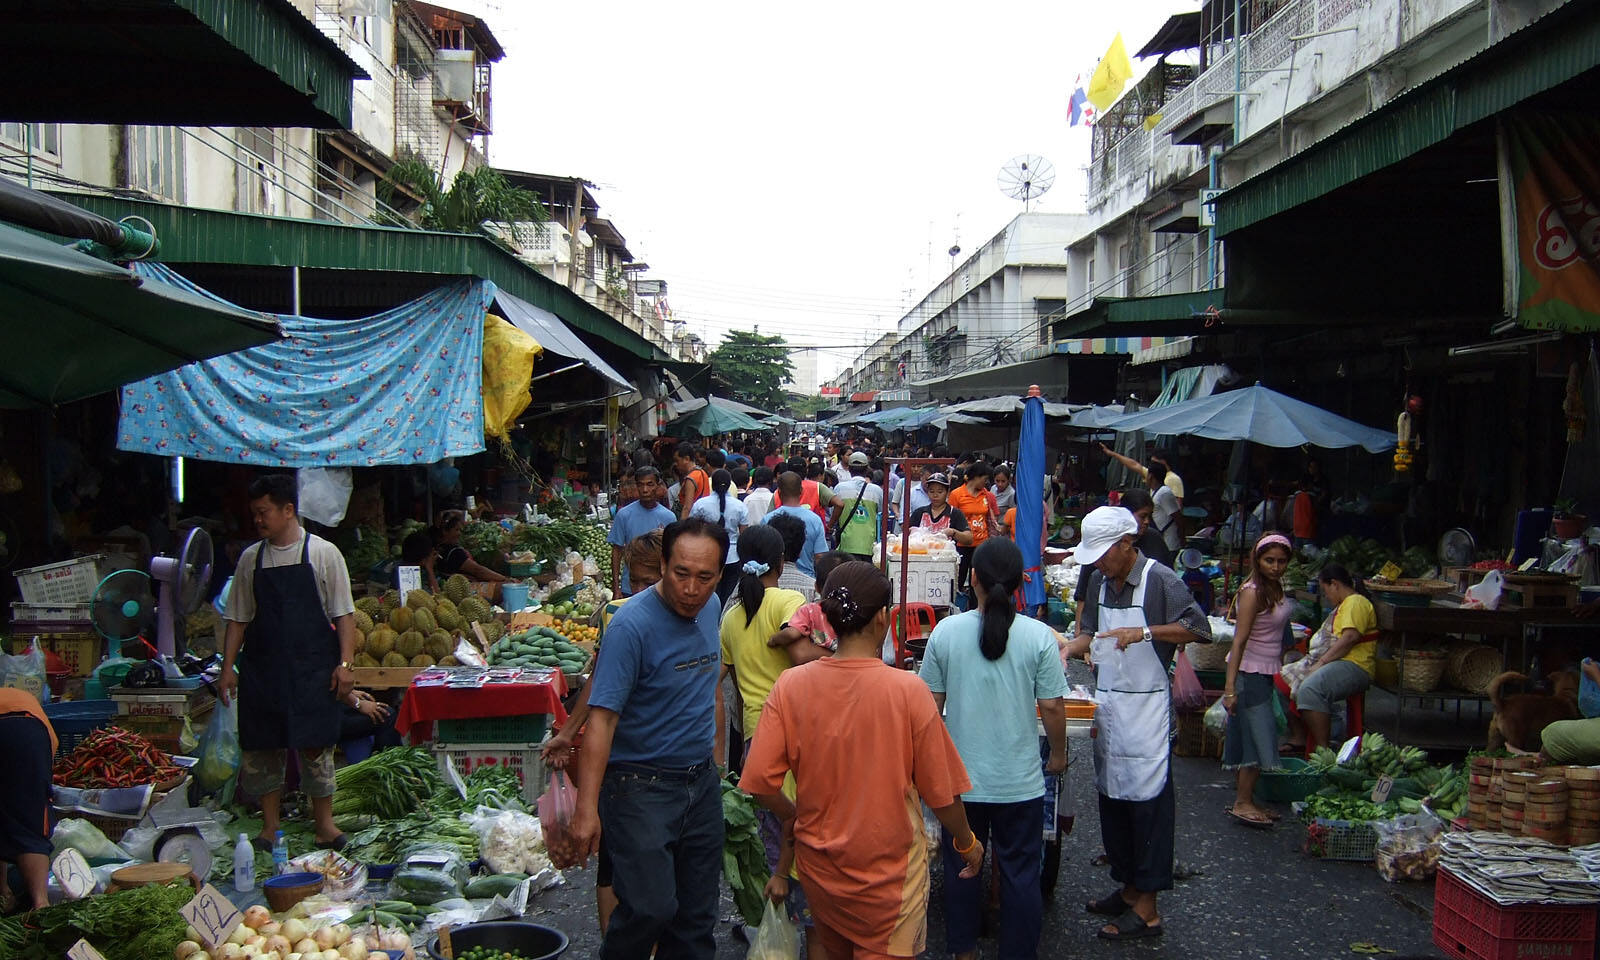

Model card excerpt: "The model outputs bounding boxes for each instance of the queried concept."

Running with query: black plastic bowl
[428,922,569,960]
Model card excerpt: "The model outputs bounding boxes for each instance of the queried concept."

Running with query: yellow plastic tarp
[482,312,542,440]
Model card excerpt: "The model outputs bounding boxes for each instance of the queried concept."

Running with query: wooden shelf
[1372,682,1490,704]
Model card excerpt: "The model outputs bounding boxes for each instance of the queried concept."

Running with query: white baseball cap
[1074,505,1140,566]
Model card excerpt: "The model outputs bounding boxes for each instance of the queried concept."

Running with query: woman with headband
[740,561,983,959]
[1222,534,1294,828]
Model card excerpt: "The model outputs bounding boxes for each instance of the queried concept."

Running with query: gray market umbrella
[1104,383,1395,452]
[0,220,282,407]
[663,400,766,437]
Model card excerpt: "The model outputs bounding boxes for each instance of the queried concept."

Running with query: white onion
[239,946,260,958]
[228,926,252,946]
[313,928,338,951]
[258,921,281,938]
[265,935,292,957]
[186,927,204,944]
[320,950,341,960]
[192,954,211,960]
[338,942,368,960]
[380,931,410,951]
[294,939,319,955]
[175,941,203,960]
[331,924,351,946]
[216,946,244,960]
[281,919,310,944]
[243,906,272,930]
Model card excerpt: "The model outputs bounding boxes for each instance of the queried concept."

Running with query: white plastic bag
[297,467,353,526]
[1203,695,1229,738]
[463,805,554,877]
[1465,569,1504,610]
[0,641,47,700]
[746,898,800,960]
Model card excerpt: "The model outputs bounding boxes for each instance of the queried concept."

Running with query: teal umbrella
[664,401,766,437]
[0,221,281,407]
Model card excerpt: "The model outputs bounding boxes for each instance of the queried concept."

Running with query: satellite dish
[998,155,1055,210]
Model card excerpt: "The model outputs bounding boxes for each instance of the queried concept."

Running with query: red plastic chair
[1303,691,1365,758]
[891,603,939,668]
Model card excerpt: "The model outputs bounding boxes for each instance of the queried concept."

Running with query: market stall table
[394,672,568,743]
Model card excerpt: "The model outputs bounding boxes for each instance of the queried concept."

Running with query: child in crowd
[770,552,849,665]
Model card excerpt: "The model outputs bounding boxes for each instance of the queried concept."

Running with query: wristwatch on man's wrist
[338,661,353,671]
[1141,627,1154,644]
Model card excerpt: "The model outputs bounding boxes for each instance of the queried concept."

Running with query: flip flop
[1097,909,1163,941]
[250,835,275,854]
[315,834,348,851]
[1226,807,1272,830]
[1086,890,1130,916]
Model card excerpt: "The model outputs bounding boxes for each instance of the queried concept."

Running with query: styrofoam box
[886,552,960,607]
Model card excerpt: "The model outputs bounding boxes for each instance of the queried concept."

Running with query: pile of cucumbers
[371,900,429,932]
[488,627,588,674]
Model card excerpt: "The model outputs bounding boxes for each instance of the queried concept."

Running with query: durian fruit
[412,608,437,634]
[481,620,505,644]
[352,609,374,635]
[367,628,395,659]
[381,588,401,608]
[355,597,382,619]
[389,606,415,632]
[426,630,453,660]
[353,633,368,655]
[436,608,462,632]
[439,655,460,666]
[381,651,409,668]
[409,653,436,668]
[460,596,492,623]
[435,597,458,619]
[353,652,380,668]
[444,574,471,605]
[397,629,425,659]
[406,589,437,613]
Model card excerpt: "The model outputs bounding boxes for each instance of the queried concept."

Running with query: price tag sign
[52,848,94,900]
[438,924,455,960]
[180,883,242,950]
[398,565,422,596]
[1371,774,1395,805]
[68,939,109,960]
[1378,562,1403,581]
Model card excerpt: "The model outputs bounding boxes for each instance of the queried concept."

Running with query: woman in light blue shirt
[920,538,1068,960]
[691,468,748,605]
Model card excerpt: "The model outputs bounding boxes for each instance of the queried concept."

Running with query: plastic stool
[1304,691,1366,758]
[891,603,939,668]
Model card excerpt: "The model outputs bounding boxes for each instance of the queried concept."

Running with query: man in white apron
[1062,506,1212,942]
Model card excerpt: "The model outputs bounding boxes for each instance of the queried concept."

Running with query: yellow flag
[481,313,542,440]
[1143,112,1163,131]
[1087,33,1134,112]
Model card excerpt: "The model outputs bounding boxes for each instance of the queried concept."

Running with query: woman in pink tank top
[1222,534,1294,828]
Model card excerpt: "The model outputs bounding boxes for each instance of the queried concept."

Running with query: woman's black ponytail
[972,538,1023,661]
[733,525,784,627]
[712,468,732,519]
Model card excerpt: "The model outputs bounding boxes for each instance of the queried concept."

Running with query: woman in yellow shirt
[1294,564,1378,752]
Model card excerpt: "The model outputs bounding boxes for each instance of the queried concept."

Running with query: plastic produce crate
[1254,758,1324,804]
[435,714,550,745]
[44,699,119,755]
[14,555,113,605]
[8,631,104,677]
[432,741,547,805]
[1433,867,1597,960]
[1293,803,1382,861]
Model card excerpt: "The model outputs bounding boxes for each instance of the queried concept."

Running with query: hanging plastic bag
[1170,650,1206,712]
[538,770,585,868]
[297,467,353,526]
[1272,689,1289,737]
[195,698,242,804]
[1464,569,1504,610]
[0,641,47,700]
[1203,695,1229,738]
[746,897,800,960]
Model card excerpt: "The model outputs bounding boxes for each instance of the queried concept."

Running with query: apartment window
[0,123,59,157]
[1035,298,1067,344]
[126,126,186,203]
[236,127,280,216]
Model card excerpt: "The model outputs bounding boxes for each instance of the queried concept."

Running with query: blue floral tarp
[118,264,492,467]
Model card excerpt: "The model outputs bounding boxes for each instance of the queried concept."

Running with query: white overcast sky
[475,1,1181,379]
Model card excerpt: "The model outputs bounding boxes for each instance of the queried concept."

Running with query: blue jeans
[599,760,724,960]
[941,797,1045,960]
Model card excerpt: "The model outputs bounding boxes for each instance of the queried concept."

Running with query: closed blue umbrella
[1104,383,1396,452]
[1016,386,1046,609]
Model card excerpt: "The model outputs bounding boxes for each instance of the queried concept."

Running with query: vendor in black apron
[219,474,359,851]
[1061,506,1212,942]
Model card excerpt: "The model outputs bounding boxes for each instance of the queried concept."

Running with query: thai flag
[1068,76,1096,127]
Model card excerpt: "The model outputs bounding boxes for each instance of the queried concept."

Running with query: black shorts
[0,714,54,861]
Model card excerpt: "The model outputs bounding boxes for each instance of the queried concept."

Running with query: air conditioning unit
[435,49,475,103]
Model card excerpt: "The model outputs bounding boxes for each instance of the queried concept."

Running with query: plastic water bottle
[234,834,255,891]
[271,830,288,876]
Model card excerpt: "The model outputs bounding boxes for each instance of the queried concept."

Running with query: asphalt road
[521,751,1447,960]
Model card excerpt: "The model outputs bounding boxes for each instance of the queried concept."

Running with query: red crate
[1433,868,1597,960]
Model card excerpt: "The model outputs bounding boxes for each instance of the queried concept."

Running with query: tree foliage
[380,156,549,233]
[709,330,794,411]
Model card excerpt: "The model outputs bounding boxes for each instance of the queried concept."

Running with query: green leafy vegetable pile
[0,881,192,960]
[722,776,770,927]
[332,746,445,819]
[1303,733,1464,821]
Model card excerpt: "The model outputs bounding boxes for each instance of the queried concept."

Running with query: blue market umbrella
[1016,388,1046,609]
[1104,383,1396,453]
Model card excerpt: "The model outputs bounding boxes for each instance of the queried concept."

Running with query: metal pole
[291,265,302,317]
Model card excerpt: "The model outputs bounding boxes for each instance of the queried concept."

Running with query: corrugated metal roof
[1055,289,1225,338]
[56,194,668,362]
[1216,0,1600,237]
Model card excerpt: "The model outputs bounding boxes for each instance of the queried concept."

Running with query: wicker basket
[1398,650,1449,693]
[1445,642,1504,694]
[1185,640,1230,672]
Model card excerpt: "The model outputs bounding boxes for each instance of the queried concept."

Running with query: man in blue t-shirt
[607,466,676,597]
[574,517,729,960]
[760,471,828,578]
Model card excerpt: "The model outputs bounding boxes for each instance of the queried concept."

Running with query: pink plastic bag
[1171,649,1207,712]
[537,770,585,868]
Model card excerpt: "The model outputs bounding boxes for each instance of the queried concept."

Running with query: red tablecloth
[396,673,568,743]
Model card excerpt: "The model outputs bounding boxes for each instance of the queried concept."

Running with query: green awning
[1054,289,1226,339]
[1215,1,1600,237]
[0,0,365,128]
[56,194,669,363]
[0,222,282,408]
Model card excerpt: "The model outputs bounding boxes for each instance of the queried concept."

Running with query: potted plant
[1553,498,1588,539]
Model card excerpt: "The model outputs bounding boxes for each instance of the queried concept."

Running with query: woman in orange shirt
[0,688,57,911]
[948,462,999,609]
[740,562,984,959]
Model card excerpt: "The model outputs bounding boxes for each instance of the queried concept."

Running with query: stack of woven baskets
[1444,640,1504,695]
[1397,648,1449,692]
[1563,766,1600,845]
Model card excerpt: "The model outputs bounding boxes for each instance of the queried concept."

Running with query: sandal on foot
[1226,807,1272,829]
[1091,853,1111,867]
[1086,890,1131,916]
[250,835,275,853]
[1098,909,1163,941]
[315,834,348,851]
